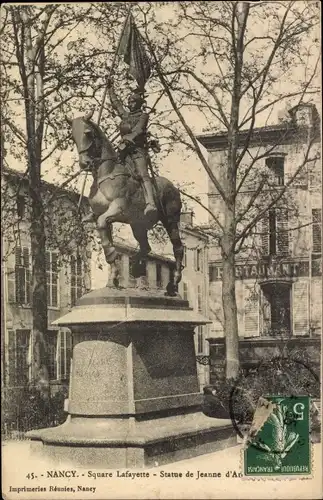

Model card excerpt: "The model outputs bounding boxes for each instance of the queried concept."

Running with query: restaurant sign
[210,258,322,281]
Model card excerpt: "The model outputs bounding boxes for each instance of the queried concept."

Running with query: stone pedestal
[26,287,236,468]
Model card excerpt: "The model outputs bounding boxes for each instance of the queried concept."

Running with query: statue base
[26,287,236,468]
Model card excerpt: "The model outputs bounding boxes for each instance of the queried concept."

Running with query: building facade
[2,169,92,392]
[197,104,321,354]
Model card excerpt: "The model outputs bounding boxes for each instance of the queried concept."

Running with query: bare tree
[1,4,123,398]
[103,1,321,379]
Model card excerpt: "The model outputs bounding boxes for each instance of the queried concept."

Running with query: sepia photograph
[1,1,322,499]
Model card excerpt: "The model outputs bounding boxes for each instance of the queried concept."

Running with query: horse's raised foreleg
[164,220,184,296]
[97,198,126,229]
[97,224,120,287]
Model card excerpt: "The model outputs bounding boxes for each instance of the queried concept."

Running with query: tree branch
[178,188,224,233]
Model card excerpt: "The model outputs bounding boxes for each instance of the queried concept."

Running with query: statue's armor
[118,110,148,167]
[119,110,147,151]
[108,86,157,219]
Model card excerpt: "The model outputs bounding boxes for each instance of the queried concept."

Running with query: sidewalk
[2,439,322,500]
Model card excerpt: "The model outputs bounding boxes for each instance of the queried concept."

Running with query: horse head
[65,109,103,172]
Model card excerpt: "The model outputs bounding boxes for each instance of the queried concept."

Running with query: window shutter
[312,209,322,253]
[276,209,289,255]
[7,267,16,303]
[197,285,202,312]
[45,251,50,271]
[15,246,22,266]
[260,291,271,336]
[47,331,58,380]
[66,331,72,380]
[16,330,30,385]
[25,248,31,305]
[59,331,65,379]
[46,250,51,305]
[243,284,260,337]
[8,330,16,386]
[197,325,203,354]
[26,268,31,305]
[183,246,187,268]
[210,282,224,336]
[310,279,321,332]
[260,215,269,255]
[293,281,309,336]
[22,247,29,267]
[57,331,62,379]
[15,247,23,304]
[194,249,198,271]
[15,247,31,304]
[46,251,59,308]
[70,255,77,306]
[197,249,203,272]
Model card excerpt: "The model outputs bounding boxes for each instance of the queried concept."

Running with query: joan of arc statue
[106,77,157,220]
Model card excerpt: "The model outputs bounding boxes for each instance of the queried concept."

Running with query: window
[183,282,188,301]
[261,283,291,336]
[266,156,285,186]
[59,331,72,380]
[156,263,162,288]
[70,255,84,306]
[17,195,26,219]
[46,251,59,308]
[243,285,259,337]
[261,209,289,256]
[276,209,289,255]
[183,246,187,267]
[293,281,309,336]
[47,330,72,380]
[8,330,30,386]
[15,247,31,305]
[197,285,203,313]
[268,209,276,255]
[129,256,146,285]
[197,325,203,354]
[312,209,322,253]
[196,248,203,272]
[48,331,58,380]
[7,267,16,304]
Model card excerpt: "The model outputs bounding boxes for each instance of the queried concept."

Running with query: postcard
[1,1,322,499]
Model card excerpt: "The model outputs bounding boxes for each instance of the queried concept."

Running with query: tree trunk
[29,162,49,399]
[220,2,249,380]
[20,8,50,401]
[221,210,239,380]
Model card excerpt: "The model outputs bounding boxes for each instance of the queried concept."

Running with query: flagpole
[78,10,131,213]
[97,10,132,126]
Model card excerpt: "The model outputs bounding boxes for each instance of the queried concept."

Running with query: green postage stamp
[244,396,311,476]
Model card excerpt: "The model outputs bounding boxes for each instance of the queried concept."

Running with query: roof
[114,237,175,264]
[196,122,320,151]
[2,167,87,205]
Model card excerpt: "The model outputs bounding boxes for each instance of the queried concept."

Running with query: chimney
[180,211,194,226]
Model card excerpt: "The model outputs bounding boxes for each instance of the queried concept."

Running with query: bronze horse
[66,110,184,296]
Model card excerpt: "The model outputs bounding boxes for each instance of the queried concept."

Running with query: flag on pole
[117,13,152,90]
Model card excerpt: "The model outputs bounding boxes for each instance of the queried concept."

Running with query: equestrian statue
[66,78,184,296]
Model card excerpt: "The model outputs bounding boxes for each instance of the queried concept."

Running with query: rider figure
[106,77,158,220]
